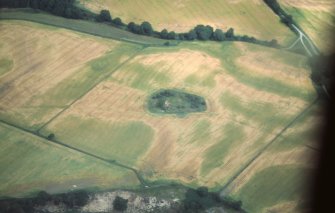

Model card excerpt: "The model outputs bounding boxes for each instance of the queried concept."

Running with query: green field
[80,0,296,44]
[0,58,13,76]
[40,116,155,166]
[237,165,312,213]
[0,123,140,198]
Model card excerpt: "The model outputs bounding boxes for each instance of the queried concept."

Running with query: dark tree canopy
[213,29,225,41]
[167,31,176,40]
[186,29,197,40]
[113,196,128,211]
[309,53,335,97]
[194,25,214,40]
[182,187,244,213]
[112,17,124,26]
[0,0,87,19]
[140,21,154,35]
[47,133,55,140]
[225,28,234,38]
[160,29,169,39]
[96,9,112,22]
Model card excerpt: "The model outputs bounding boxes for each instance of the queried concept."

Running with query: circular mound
[147,89,207,116]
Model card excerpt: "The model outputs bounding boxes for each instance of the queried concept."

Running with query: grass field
[0,123,140,198]
[80,0,296,44]
[279,0,335,54]
[223,103,321,212]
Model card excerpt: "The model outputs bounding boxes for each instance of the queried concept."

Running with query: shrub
[113,196,128,211]
[96,9,112,22]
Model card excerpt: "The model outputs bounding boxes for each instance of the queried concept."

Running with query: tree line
[309,53,335,98]
[0,0,279,48]
[182,187,246,213]
[0,190,89,213]
[263,0,296,32]
[0,0,93,19]
[105,8,279,48]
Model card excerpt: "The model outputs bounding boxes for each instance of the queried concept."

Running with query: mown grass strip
[0,9,177,46]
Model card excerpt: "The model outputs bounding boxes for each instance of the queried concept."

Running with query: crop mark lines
[220,97,319,195]
[37,48,146,133]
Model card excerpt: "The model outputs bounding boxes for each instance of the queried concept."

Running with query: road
[285,24,319,57]
[285,23,330,97]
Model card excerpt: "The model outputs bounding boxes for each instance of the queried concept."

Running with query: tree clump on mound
[147,89,207,116]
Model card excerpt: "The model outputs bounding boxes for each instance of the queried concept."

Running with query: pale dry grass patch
[280,0,335,11]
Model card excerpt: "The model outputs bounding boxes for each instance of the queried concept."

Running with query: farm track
[220,97,319,195]
[37,48,146,133]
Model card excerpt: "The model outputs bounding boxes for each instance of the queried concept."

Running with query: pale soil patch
[82,191,175,213]
[279,0,335,11]
[37,191,176,213]
[235,52,310,88]
[214,73,308,121]
[136,49,222,80]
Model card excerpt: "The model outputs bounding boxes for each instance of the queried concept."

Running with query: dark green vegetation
[0,58,13,75]
[113,196,128,211]
[183,187,245,213]
[0,0,92,19]
[147,89,207,116]
[0,187,245,213]
[264,0,296,31]
[309,53,335,97]
[96,9,111,22]
[0,190,89,213]
[1,0,280,49]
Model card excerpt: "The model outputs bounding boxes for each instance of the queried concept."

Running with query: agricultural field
[0,3,322,212]
[39,40,317,191]
[223,103,322,212]
[0,122,140,198]
[0,20,142,131]
[79,0,296,44]
[279,0,335,54]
